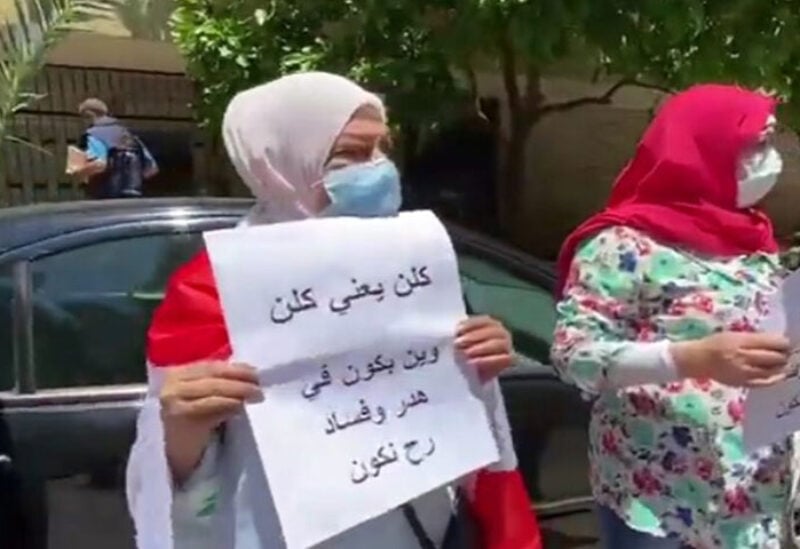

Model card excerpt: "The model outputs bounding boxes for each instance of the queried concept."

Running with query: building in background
[0,0,214,206]
[2,1,797,254]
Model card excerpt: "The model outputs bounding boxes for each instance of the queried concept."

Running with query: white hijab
[222,71,386,224]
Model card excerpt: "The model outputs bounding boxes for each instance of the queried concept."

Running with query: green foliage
[585,2,800,134]
[171,0,800,230]
[586,0,800,121]
[426,0,800,121]
[113,0,174,41]
[171,0,800,133]
[0,0,114,154]
[170,0,462,133]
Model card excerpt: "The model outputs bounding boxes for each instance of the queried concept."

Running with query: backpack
[82,117,147,199]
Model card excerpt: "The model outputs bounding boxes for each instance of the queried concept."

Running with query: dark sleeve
[136,137,158,171]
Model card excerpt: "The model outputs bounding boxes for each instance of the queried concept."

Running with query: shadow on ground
[540,511,600,548]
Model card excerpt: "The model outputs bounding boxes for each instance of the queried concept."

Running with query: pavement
[47,474,600,548]
[540,512,600,548]
[48,475,135,549]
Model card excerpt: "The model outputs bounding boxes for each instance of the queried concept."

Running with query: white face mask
[736,145,783,208]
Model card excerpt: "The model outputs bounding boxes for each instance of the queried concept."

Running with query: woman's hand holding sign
[456,316,514,382]
[160,361,263,482]
[671,332,790,387]
[158,314,512,484]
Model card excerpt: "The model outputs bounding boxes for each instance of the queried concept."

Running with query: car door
[0,215,239,549]
[0,213,593,547]
[454,244,595,539]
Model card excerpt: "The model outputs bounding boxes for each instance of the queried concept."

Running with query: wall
[475,73,800,258]
[47,32,184,72]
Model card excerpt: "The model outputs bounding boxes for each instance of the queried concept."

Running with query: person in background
[126,72,542,549]
[552,85,793,548]
[71,98,158,199]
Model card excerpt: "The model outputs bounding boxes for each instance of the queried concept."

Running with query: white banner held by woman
[203,210,499,549]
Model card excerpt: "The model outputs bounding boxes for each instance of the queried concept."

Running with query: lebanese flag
[140,250,542,549]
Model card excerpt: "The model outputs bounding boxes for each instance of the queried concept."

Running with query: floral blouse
[552,226,790,548]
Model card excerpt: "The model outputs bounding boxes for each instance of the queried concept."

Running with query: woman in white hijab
[126,72,542,549]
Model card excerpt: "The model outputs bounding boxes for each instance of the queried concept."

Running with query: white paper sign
[204,211,499,549]
[744,268,800,451]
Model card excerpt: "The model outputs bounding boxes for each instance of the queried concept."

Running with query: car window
[30,233,205,389]
[457,253,555,364]
[0,264,13,391]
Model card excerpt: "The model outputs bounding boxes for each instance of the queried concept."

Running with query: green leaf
[0,0,117,160]
[5,133,53,156]
[254,8,268,27]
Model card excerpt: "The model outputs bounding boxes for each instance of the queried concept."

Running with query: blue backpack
[82,116,146,199]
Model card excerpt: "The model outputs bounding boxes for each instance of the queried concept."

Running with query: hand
[143,165,159,180]
[160,361,262,481]
[455,316,513,382]
[671,332,790,388]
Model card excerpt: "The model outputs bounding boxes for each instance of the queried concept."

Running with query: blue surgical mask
[737,145,783,208]
[322,158,402,218]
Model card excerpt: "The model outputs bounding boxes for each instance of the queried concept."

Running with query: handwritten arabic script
[204,211,499,549]
[322,390,431,435]
[270,266,433,324]
[351,438,437,484]
[302,346,440,400]
[297,346,441,484]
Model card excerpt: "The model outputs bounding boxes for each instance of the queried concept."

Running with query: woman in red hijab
[552,85,792,548]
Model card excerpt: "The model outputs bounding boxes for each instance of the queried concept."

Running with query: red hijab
[555,84,779,297]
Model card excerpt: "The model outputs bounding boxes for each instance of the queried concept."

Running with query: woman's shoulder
[575,225,658,263]
[147,249,231,366]
[157,248,221,316]
[167,249,215,292]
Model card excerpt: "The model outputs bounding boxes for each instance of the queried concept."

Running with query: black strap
[402,503,436,549]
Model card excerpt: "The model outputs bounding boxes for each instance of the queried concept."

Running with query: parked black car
[0,198,593,548]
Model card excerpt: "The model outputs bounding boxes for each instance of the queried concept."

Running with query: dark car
[0,198,594,548]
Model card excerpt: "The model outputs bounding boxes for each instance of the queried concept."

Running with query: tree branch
[537,78,673,118]
[497,26,521,117]
[524,63,544,111]
[462,60,488,122]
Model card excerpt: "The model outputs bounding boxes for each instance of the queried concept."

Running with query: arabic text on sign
[270,265,433,325]
[323,390,431,435]
[301,345,440,401]
[350,437,437,484]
